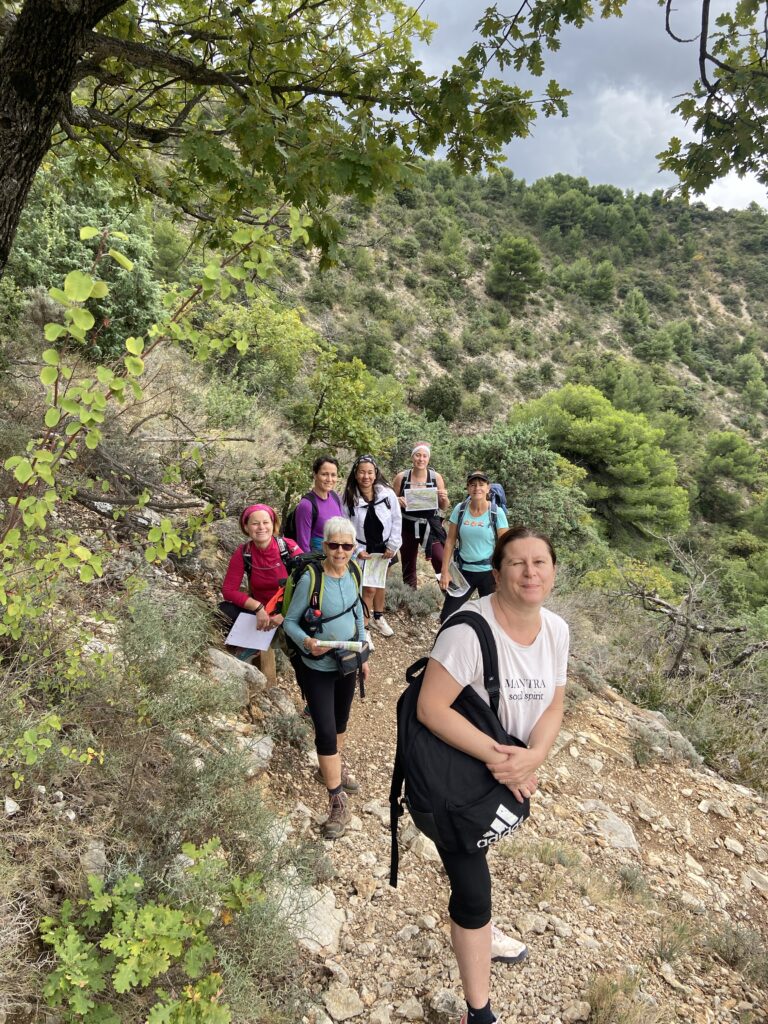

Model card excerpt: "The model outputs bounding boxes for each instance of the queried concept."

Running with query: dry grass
[587,970,662,1024]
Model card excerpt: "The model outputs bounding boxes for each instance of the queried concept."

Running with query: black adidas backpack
[389,610,530,886]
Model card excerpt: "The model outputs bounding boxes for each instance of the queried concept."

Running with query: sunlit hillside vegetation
[2,157,768,1023]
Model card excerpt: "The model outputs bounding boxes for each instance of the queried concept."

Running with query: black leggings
[301,664,357,757]
[439,568,496,623]
[437,845,492,929]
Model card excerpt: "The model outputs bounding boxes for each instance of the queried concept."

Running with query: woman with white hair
[283,516,369,839]
[392,442,449,589]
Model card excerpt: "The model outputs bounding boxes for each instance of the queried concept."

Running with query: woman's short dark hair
[492,526,557,570]
[312,454,339,475]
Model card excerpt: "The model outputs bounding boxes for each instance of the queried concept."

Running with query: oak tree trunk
[0,0,122,275]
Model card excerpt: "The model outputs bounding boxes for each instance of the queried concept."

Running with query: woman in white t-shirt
[417,526,569,1024]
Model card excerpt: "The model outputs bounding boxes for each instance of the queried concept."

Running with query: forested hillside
[3,143,768,1024]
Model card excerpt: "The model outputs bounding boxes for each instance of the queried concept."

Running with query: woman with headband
[220,504,303,632]
[392,443,450,589]
[343,455,402,644]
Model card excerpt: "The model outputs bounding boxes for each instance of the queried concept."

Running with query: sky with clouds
[416,1,766,211]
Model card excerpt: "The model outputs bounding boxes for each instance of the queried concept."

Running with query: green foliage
[119,589,211,689]
[6,162,162,358]
[659,4,768,195]
[485,235,544,307]
[705,924,768,989]
[386,575,443,616]
[416,374,463,423]
[456,422,597,556]
[200,293,318,400]
[271,347,400,511]
[696,430,762,523]
[40,866,243,1023]
[511,384,690,541]
[3,0,616,270]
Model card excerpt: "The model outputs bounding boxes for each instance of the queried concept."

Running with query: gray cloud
[416,1,766,209]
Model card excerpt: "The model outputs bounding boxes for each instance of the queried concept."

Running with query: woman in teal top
[438,471,508,623]
[283,516,368,840]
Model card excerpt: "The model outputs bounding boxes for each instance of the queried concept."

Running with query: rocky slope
[211,596,768,1024]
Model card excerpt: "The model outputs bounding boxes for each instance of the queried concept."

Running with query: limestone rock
[323,982,364,1021]
[581,800,639,851]
[516,912,547,935]
[207,647,267,703]
[724,837,744,856]
[401,822,441,862]
[234,732,274,774]
[631,793,660,823]
[755,844,768,864]
[294,886,346,955]
[362,800,391,827]
[395,996,424,1020]
[429,989,464,1017]
[562,1001,591,1023]
[79,839,107,880]
[697,799,733,820]
[744,866,768,897]
[4,796,20,816]
[369,1005,392,1024]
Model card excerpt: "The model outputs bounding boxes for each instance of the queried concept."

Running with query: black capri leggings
[301,664,357,757]
[437,845,492,930]
[439,568,497,623]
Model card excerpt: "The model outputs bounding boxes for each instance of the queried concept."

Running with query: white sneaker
[365,629,375,652]
[371,616,394,637]
[491,923,527,965]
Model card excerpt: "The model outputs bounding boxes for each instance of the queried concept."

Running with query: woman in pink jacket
[220,503,302,631]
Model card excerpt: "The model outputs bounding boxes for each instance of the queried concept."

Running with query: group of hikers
[219,442,569,1024]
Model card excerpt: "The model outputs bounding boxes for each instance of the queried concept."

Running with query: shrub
[617,864,648,898]
[587,970,656,1024]
[654,915,694,962]
[705,924,767,985]
[386,576,443,616]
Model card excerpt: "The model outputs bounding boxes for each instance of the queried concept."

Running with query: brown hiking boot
[314,763,360,794]
[322,792,351,840]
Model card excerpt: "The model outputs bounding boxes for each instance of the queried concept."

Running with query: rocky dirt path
[260,603,768,1024]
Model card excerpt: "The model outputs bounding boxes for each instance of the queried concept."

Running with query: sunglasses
[326,541,355,551]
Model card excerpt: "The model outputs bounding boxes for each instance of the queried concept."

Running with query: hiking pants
[401,518,445,589]
[301,664,357,756]
[439,568,496,623]
[437,845,491,929]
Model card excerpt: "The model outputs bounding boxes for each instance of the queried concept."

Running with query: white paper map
[362,553,389,589]
[225,613,277,651]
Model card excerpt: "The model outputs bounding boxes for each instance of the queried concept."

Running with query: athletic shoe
[458,1016,501,1024]
[371,616,394,637]
[491,923,528,965]
[365,628,375,652]
[322,792,350,839]
[314,763,360,794]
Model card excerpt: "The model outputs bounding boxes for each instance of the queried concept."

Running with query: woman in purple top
[295,455,346,552]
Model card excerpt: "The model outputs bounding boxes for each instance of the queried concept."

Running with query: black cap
[466,470,489,484]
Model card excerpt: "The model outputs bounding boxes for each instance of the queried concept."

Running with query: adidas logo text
[476,802,523,848]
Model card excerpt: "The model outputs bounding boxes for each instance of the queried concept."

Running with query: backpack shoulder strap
[428,468,436,486]
[489,501,499,538]
[348,559,362,592]
[303,490,320,532]
[399,469,412,496]
[240,542,255,597]
[275,537,292,573]
[306,562,324,610]
[454,496,470,555]
[435,609,501,714]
